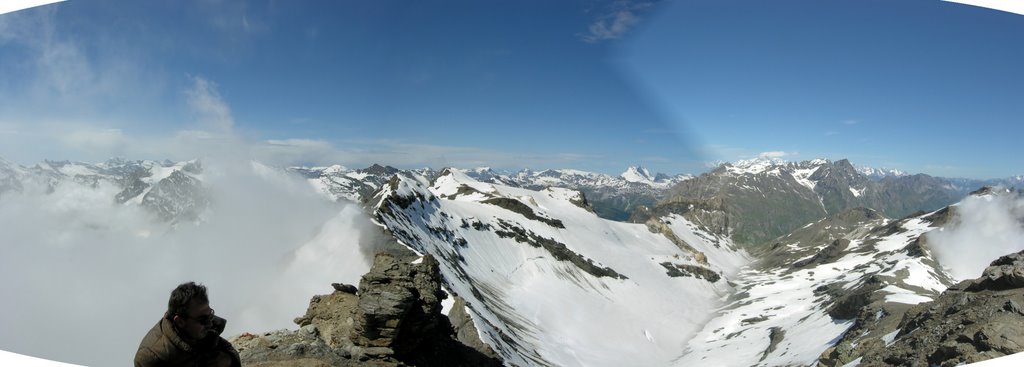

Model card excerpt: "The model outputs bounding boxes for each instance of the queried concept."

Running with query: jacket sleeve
[133,345,164,367]
[219,336,242,367]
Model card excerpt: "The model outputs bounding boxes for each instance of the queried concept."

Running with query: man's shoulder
[134,319,185,367]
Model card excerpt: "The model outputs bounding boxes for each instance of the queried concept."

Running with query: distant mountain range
[3,156,1021,237]
[290,164,692,221]
[0,157,207,223]
[649,158,970,245]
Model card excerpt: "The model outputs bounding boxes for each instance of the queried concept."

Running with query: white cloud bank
[0,75,389,365]
[928,192,1024,280]
[0,158,383,366]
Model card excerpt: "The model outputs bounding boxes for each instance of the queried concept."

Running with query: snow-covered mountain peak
[722,157,836,176]
[621,165,654,183]
[431,168,498,201]
[320,164,347,175]
[725,157,789,175]
[857,165,908,179]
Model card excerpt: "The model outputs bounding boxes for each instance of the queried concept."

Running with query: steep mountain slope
[370,169,747,366]
[655,158,965,245]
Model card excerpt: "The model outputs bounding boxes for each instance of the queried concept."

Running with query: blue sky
[0,0,1020,178]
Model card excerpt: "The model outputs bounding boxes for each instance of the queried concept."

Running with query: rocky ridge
[821,250,1024,367]
[229,253,501,367]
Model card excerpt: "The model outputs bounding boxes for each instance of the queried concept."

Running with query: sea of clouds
[0,156,382,366]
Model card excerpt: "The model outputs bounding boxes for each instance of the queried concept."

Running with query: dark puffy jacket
[134,316,240,367]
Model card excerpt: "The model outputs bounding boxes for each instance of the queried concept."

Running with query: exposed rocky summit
[820,250,1024,367]
[230,253,502,367]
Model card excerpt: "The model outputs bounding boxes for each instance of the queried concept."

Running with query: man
[135,282,241,367]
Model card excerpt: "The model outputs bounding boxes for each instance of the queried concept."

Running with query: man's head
[166,282,214,343]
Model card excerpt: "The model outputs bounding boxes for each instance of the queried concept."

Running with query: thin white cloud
[185,75,234,132]
[842,119,859,125]
[0,5,156,118]
[0,6,91,99]
[582,10,640,43]
[197,0,269,35]
[60,128,127,154]
[580,1,654,43]
[758,151,798,159]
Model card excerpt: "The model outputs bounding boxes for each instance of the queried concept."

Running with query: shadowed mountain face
[653,159,966,246]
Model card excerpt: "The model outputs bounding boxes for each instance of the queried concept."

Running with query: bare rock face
[447,296,499,359]
[351,253,446,353]
[230,253,502,367]
[827,250,1024,367]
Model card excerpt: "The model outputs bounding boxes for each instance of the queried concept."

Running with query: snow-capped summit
[723,157,791,175]
[857,165,908,180]
[621,165,654,183]
[458,167,514,186]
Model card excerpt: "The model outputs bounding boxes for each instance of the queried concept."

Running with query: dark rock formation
[660,262,721,282]
[481,197,565,228]
[447,296,499,359]
[351,254,446,354]
[826,276,884,320]
[230,254,502,367]
[792,239,850,268]
[494,219,627,279]
[331,283,358,294]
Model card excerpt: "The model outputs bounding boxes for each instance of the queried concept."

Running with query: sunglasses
[184,308,215,324]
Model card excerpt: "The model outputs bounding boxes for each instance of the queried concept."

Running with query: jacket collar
[160,318,194,353]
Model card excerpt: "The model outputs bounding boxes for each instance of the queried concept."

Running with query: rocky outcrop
[792,239,850,268]
[230,254,503,367]
[351,254,446,355]
[820,250,1024,367]
[645,218,708,265]
[447,296,499,359]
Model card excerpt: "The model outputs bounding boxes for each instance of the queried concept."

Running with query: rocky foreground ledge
[229,253,502,367]
[821,250,1024,367]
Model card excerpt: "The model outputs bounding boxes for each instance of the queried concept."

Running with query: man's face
[174,300,213,342]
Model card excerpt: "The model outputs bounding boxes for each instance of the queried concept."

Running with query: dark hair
[165,281,209,320]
